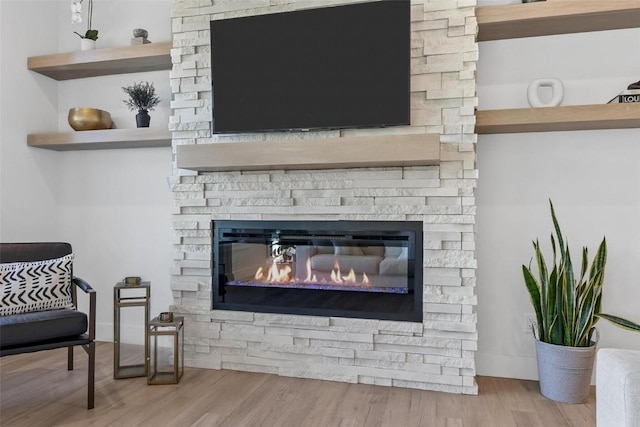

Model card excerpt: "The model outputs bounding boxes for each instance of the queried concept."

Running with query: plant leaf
[596,313,640,332]
[575,273,598,346]
[533,240,548,335]
[547,264,561,343]
[550,200,565,258]
[577,246,588,296]
[591,238,607,316]
[522,264,543,339]
[562,244,576,346]
[580,246,588,283]
[85,29,98,41]
[548,314,560,344]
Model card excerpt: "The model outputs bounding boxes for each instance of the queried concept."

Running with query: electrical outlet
[524,313,537,334]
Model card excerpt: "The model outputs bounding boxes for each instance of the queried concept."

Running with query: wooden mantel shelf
[476,103,640,134]
[476,1,640,41]
[28,128,171,151]
[27,42,172,80]
[176,134,440,172]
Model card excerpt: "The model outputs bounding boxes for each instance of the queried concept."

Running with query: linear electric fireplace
[212,220,423,322]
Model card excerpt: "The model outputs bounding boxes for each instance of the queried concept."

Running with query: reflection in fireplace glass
[212,220,422,322]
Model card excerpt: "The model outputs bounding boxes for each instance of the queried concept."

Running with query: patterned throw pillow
[0,254,74,316]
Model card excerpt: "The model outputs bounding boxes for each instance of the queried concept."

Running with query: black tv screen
[210,1,410,134]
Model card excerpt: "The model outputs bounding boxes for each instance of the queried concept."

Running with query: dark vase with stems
[136,110,151,127]
[122,81,160,128]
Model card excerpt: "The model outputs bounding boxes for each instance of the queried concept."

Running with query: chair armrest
[73,277,96,341]
[73,277,94,294]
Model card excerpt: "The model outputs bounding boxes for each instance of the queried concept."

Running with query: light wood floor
[0,342,595,427]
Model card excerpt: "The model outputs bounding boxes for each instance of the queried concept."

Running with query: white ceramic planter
[80,39,96,51]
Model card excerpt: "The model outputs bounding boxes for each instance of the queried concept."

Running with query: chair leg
[68,346,74,371]
[87,342,95,410]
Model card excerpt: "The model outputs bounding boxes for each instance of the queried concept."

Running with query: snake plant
[522,200,640,347]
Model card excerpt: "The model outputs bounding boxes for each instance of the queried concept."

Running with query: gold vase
[68,107,112,131]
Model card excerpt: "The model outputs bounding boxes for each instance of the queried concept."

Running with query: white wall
[476,26,640,380]
[0,0,174,343]
[0,1,60,241]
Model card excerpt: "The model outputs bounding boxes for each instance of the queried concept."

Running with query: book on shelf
[607,89,640,104]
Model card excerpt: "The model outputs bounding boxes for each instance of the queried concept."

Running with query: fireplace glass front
[212,220,422,322]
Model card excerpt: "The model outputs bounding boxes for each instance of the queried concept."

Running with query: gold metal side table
[147,315,184,385]
[113,281,150,379]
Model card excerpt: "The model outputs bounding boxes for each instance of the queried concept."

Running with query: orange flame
[305,257,312,282]
[265,259,291,282]
[254,256,371,287]
[343,268,357,283]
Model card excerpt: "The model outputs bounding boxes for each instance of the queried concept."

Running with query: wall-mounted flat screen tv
[210,1,410,134]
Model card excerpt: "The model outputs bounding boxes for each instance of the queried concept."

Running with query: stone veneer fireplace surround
[170,0,478,394]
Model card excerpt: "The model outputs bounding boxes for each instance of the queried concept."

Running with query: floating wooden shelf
[176,134,440,172]
[476,1,640,41]
[27,128,171,151]
[27,42,172,80]
[475,103,640,134]
[476,3,640,134]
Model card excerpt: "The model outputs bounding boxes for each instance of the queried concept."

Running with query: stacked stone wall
[170,0,478,394]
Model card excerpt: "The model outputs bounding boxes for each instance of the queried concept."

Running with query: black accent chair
[0,242,96,409]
